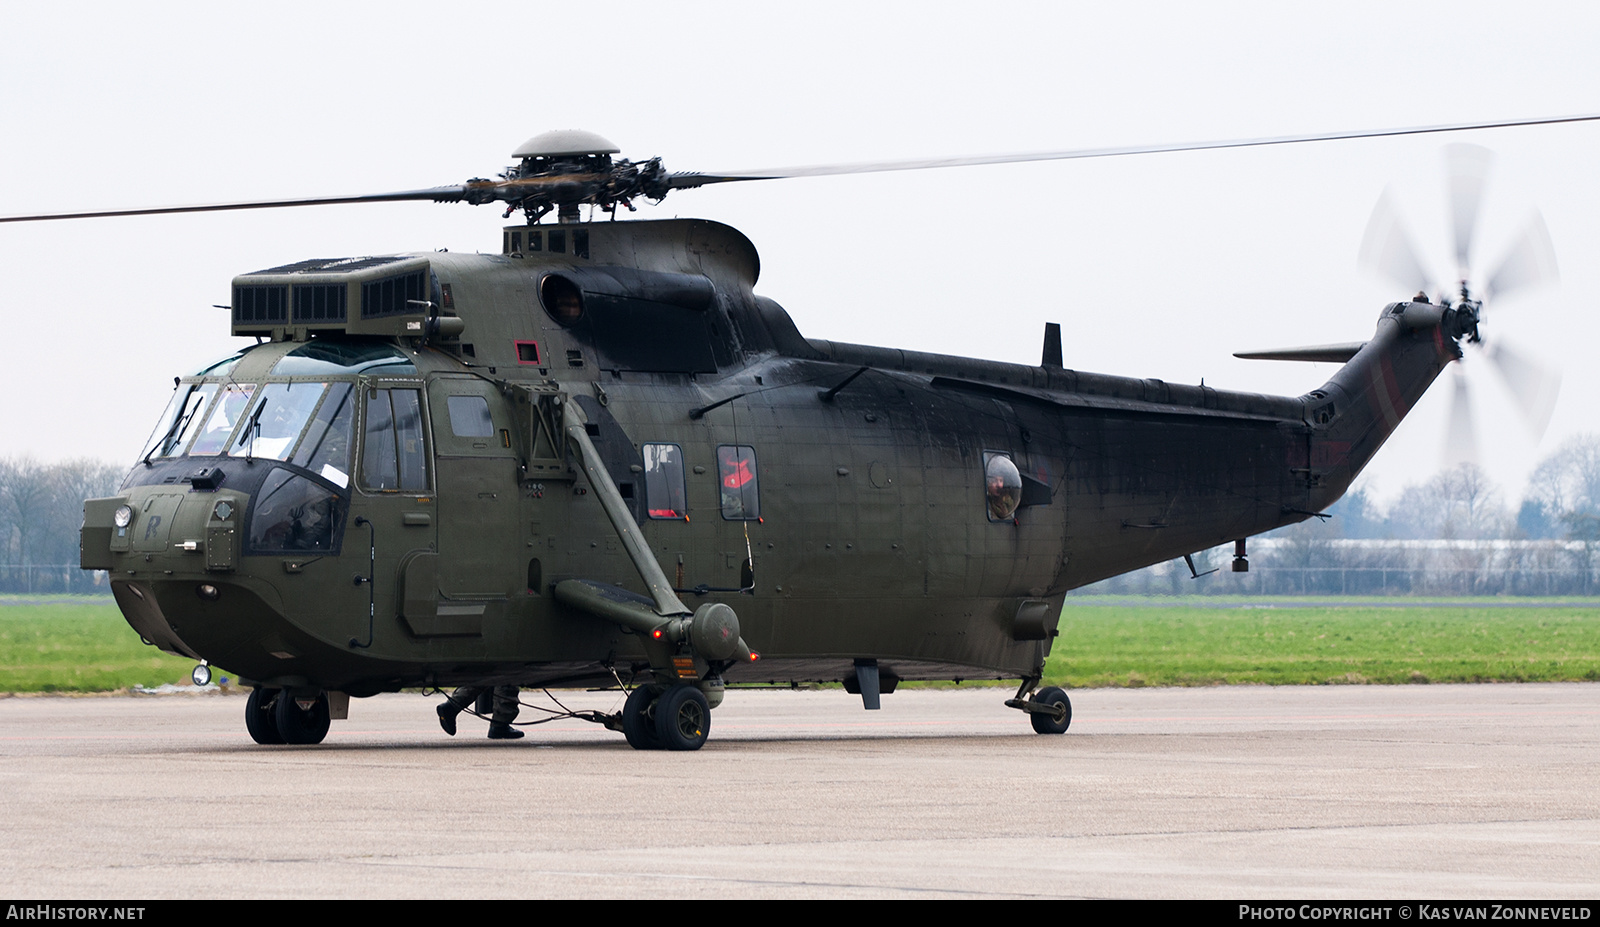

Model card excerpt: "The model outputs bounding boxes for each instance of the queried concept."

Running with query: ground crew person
[436,686,523,739]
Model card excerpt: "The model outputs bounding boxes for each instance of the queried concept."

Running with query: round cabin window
[984,453,1022,521]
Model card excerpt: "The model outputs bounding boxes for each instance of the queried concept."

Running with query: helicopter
[7,116,1587,750]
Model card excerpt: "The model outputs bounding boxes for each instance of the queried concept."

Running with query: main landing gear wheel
[1029,686,1072,735]
[245,686,284,745]
[655,683,710,751]
[622,684,665,750]
[275,690,331,745]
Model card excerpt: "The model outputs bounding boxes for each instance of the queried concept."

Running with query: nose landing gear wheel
[622,684,665,750]
[275,690,331,745]
[245,686,284,745]
[655,683,710,751]
[1029,686,1072,735]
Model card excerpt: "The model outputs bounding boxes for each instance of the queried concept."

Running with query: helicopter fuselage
[81,217,1459,711]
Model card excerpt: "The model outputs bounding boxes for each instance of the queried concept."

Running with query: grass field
[0,598,197,692]
[1049,600,1600,687]
[1,597,1597,692]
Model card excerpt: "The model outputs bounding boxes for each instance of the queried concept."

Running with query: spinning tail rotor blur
[1358,144,1563,469]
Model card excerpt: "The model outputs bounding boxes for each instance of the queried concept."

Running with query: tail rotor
[1358,144,1563,468]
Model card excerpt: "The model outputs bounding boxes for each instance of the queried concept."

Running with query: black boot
[487,723,524,740]
[436,701,459,736]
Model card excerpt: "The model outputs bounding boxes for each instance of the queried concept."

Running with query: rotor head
[511,129,621,160]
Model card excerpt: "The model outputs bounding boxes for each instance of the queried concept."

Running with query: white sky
[2,0,1597,506]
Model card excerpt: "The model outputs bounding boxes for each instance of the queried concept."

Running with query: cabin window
[716,445,760,520]
[188,384,256,457]
[983,451,1022,521]
[361,387,428,491]
[445,396,494,438]
[643,443,688,520]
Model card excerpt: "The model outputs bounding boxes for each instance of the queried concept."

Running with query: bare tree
[1387,463,1507,540]
[0,457,61,567]
[46,459,124,563]
[0,457,126,592]
[1527,433,1600,521]
[1526,433,1600,592]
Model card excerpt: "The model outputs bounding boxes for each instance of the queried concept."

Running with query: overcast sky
[2,1,1597,506]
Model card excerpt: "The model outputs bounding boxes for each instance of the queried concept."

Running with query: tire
[622,684,664,750]
[275,690,331,745]
[655,684,710,751]
[1029,686,1072,735]
[245,687,284,745]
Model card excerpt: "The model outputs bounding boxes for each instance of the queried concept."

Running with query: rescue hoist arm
[561,399,690,619]
[555,398,752,675]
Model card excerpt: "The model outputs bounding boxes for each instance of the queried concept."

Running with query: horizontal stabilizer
[1234,342,1366,363]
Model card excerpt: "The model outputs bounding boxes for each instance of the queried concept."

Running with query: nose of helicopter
[86,483,249,574]
[83,482,301,677]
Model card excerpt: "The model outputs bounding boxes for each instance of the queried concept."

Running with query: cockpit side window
[360,387,427,491]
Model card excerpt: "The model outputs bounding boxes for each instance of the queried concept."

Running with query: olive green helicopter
[4,116,1589,750]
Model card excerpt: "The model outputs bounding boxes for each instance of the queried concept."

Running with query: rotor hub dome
[512,130,621,160]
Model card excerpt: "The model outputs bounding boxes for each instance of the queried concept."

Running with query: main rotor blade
[8,111,1598,222]
[1484,340,1561,439]
[675,112,1600,186]
[1444,143,1492,277]
[0,186,470,224]
[1358,189,1434,296]
[1443,367,1480,470]
[1485,210,1559,303]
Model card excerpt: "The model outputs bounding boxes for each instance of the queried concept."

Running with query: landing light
[113,505,133,528]
[191,663,211,686]
[196,584,221,601]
